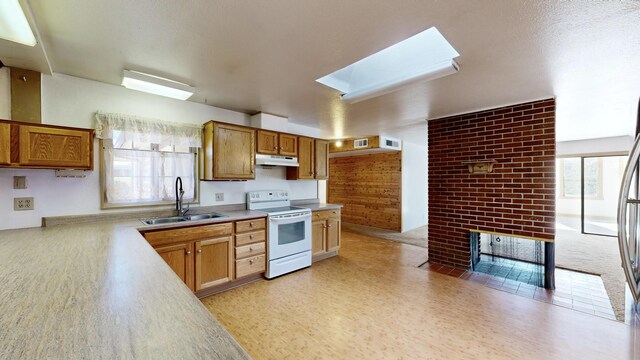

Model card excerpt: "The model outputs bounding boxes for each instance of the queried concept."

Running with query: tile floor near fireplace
[420,260,617,321]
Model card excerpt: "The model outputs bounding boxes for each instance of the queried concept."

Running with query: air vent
[354,138,369,148]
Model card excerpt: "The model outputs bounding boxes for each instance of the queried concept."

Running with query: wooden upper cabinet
[288,136,315,180]
[202,121,255,180]
[155,242,195,291]
[279,133,297,156]
[0,120,93,170]
[314,139,329,180]
[0,123,10,165]
[18,125,93,169]
[195,236,234,291]
[256,130,279,155]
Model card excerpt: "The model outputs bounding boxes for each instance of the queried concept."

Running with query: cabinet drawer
[236,218,266,233]
[144,222,233,247]
[312,209,340,221]
[235,230,266,246]
[235,241,266,259]
[236,254,266,278]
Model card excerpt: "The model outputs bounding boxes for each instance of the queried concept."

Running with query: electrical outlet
[215,193,224,202]
[14,197,34,211]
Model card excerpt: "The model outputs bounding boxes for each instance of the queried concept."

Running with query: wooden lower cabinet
[155,242,195,291]
[195,236,233,291]
[142,217,267,295]
[311,209,342,261]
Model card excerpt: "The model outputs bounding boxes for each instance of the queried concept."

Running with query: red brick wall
[428,98,555,269]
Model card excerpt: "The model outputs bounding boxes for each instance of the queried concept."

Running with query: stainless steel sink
[186,213,226,221]
[141,212,226,225]
[141,216,188,225]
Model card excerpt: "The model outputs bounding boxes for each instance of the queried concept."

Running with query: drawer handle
[332,211,336,214]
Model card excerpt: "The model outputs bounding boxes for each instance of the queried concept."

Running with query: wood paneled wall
[328,151,401,231]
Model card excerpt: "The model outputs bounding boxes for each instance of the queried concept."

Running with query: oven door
[268,212,312,260]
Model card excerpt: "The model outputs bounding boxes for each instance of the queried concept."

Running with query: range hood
[256,154,299,167]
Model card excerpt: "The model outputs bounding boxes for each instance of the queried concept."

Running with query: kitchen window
[96,112,201,208]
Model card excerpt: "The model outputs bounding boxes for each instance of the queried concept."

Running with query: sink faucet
[175,177,189,216]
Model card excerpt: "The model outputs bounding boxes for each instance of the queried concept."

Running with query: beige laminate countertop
[0,211,265,359]
[295,203,343,211]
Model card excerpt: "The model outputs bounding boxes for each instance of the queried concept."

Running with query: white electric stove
[247,190,312,279]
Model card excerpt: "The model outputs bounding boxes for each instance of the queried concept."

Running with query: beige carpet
[555,228,626,321]
[341,222,427,248]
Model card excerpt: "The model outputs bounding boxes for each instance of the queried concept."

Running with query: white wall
[381,122,428,232]
[0,73,318,230]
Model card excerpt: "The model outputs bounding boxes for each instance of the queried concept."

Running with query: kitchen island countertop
[0,216,253,359]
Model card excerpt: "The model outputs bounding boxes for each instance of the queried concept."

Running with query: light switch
[13,176,27,189]
[215,193,224,201]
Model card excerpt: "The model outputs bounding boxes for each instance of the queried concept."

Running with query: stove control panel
[247,190,289,203]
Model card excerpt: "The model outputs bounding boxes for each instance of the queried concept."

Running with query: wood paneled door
[314,139,329,180]
[0,123,10,165]
[256,130,279,155]
[287,136,317,180]
[18,125,93,169]
[195,236,234,291]
[326,218,341,252]
[278,133,298,156]
[204,122,256,180]
[312,220,326,256]
[155,242,195,291]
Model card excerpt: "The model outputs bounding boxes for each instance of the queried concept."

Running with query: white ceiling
[2,0,640,141]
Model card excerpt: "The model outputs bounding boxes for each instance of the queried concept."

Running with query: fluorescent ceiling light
[122,70,194,100]
[0,0,37,46]
[317,27,460,104]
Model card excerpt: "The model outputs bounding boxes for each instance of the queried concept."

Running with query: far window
[96,113,201,208]
[560,158,602,198]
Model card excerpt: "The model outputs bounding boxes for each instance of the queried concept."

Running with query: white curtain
[96,112,199,205]
[95,112,202,148]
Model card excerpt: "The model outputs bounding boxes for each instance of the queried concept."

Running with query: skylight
[316,27,459,104]
[0,0,37,46]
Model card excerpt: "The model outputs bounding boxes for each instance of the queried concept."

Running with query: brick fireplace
[428,98,555,269]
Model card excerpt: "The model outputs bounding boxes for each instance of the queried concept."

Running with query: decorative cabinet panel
[278,133,298,156]
[257,130,279,155]
[311,209,341,261]
[195,236,234,291]
[202,121,255,180]
[287,136,316,180]
[256,130,298,157]
[0,120,94,170]
[155,242,195,291]
[314,139,329,180]
[0,123,10,165]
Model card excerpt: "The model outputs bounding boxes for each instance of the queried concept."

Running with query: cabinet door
[18,125,92,169]
[298,137,315,179]
[312,220,326,256]
[326,218,341,252]
[0,123,10,165]
[155,242,194,291]
[257,130,279,155]
[195,236,234,291]
[279,133,298,156]
[213,123,255,179]
[314,139,329,179]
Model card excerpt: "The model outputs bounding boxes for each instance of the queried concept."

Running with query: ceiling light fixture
[121,70,194,100]
[0,0,37,46]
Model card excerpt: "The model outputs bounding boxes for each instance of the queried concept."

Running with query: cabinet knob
[186,250,192,255]
[332,211,336,214]
[249,222,254,227]
[249,247,253,252]
[249,259,254,265]
[273,146,277,150]
[250,234,254,239]
[327,225,332,228]
[315,214,320,217]
[197,249,202,254]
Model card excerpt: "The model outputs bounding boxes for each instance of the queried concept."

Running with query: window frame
[99,139,200,210]
[558,157,603,200]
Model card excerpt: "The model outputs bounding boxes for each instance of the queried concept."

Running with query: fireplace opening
[470,231,555,289]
